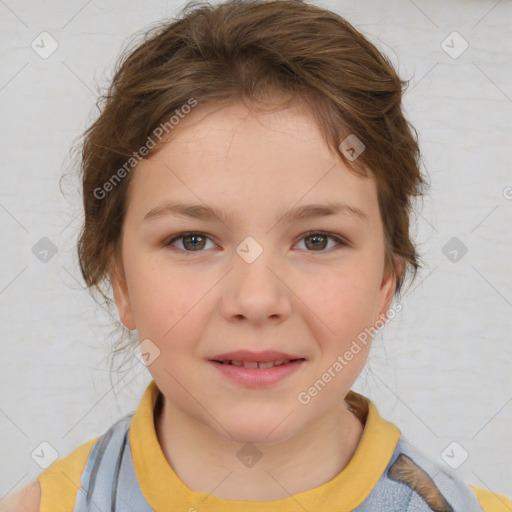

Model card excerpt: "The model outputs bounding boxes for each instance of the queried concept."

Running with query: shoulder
[470,485,512,512]
[0,480,41,512]
[386,437,512,512]
[35,435,99,512]
[35,414,132,512]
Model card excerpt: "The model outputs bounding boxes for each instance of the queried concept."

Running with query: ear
[376,254,402,323]
[109,251,136,330]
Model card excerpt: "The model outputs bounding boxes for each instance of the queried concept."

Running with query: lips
[217,359,296,369]
[209,349,305,366]
[209,357,305,387]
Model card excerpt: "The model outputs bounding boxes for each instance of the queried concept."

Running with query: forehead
[158,99,338,163]
[126,100,381,229]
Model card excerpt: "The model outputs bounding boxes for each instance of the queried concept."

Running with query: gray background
[1,0,511,502]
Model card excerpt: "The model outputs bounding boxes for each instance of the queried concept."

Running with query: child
[4,0,510,510]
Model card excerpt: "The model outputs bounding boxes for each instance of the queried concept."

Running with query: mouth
[210,358,305,369]
[209,349,304,364]
[207,350,306,386]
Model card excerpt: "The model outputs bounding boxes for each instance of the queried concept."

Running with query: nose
[220,245,292,326]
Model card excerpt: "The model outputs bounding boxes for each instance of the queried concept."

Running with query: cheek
[123,253,196,337]
[308,264,381,336]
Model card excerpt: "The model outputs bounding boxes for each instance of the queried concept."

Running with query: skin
[0,480,41,511]
[110,99,398,501]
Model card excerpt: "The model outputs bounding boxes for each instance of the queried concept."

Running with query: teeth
[257,361,276,369]
[220,359,294,368]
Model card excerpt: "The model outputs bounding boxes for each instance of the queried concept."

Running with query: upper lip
[210,350,305,363]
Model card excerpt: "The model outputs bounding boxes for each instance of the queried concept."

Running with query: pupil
[185,234,204,250]
[306,234,326,250]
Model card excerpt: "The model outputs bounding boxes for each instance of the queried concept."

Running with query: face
[111,99,396,445]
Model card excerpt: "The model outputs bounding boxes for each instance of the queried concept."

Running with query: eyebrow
[143,200,368,224]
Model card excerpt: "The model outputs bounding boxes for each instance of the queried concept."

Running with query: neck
[154,392,364,501]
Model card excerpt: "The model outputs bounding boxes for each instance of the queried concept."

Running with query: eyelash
[164,231,347,255]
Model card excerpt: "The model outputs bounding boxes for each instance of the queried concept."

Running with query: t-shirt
[36,380,511,511]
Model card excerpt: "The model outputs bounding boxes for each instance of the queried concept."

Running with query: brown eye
[166,232,215,252]
[182,234,206,251]
[296,232,345,252]
[165,230,346,254]
[304,233,328,250]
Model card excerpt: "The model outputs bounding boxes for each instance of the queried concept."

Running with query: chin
[217,415,299,447]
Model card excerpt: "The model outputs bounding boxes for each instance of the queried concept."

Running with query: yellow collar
[129,380,400,511]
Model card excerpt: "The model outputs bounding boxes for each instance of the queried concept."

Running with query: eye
[294,231,346,252]
[165,232,217,253]
[165,230,346,254]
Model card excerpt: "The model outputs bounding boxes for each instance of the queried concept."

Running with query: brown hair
[74,0,426,369]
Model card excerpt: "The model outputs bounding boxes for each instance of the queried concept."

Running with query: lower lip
[209,360,305,387]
